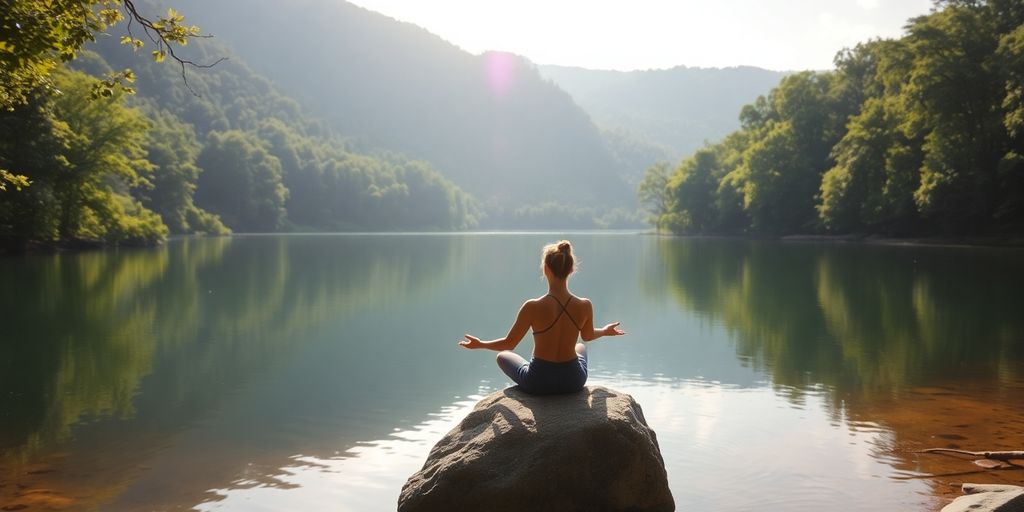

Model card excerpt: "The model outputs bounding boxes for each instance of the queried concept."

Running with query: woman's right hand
[458,334,482,349]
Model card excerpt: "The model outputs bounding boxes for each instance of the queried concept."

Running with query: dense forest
[1,3,479,248]
[641,0,1024,237]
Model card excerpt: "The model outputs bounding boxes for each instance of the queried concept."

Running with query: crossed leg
[496,343,588,387]
[496,351,529,385]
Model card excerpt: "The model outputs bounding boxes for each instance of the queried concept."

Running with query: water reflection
[1,234,1022,511]
[0,235,469,510]
[655,238,1024,395]
[196,393,490,512]
[654,237,1024,504]
[189,372,935,512]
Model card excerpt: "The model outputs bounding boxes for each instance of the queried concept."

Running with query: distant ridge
[539,64,788,160]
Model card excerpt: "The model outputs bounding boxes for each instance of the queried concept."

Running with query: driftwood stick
[918,448,1024,460]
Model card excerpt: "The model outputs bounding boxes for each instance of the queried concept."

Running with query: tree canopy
[0,69,168,244]
[1,0,211,196]
[643,0,1024,237]
[0,0,206,110]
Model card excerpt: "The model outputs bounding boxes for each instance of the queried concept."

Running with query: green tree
[137,107,228,234]
[904,4,1006,230]
[994,24,1024,225]
[1002,25,1024,141]
[720,72,851,233]
[665,150,719,233]
[818,38,924,234]
[637,162,673,230]
[819,97,922,233]
[0,89,71,241]
[50,70,167,243]
[1,70,168,245]
[195,130,288,231]
[734,122,807,232]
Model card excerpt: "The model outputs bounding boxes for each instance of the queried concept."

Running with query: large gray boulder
[398,385,674,512]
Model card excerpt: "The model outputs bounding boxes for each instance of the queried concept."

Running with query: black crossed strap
[533,294,581,334]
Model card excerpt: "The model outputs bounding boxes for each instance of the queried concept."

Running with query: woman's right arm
[459,300,533,351]
[580,299,625,342]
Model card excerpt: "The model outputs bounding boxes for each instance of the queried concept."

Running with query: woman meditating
[458,240,625,395]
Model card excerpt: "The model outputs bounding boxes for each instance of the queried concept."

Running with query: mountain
[71,31,479,233]
[165,0,635,216]
[538,65,788,161]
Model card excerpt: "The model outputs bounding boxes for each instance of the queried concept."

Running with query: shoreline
[642,231,1024,249]
[781,233,1024,248]
[0,237,168,256]
[4,230,1024,256]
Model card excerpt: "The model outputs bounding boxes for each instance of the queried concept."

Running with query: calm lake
[2,233,1023,511]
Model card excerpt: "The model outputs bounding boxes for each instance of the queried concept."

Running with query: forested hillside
[81,35,478,232]
[0,17,478,248]
[539,65,787,162]
[642,0,1024,237]
[165,0,638,218]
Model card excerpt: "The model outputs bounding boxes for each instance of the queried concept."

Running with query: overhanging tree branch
[108,1,228,97]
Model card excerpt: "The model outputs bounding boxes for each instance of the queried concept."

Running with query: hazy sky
[346,0,934,71]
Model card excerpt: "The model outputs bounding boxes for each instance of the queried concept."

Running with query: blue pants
[496,343,588,395]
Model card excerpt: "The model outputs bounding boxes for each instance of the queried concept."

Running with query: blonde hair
[541,240,575,280]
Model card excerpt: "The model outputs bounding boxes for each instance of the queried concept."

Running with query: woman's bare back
[528,293,592,362]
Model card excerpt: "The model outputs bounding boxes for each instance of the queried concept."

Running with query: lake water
[2,233,1023,511]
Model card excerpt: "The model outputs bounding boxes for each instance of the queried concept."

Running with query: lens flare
[485,52,517,98]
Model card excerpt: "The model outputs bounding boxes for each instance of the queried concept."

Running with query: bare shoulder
[521,297,545,312]
[575,297,593,321]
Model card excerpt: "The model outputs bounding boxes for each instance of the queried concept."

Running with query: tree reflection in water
[0,234,468,510]
[655,238,1024,505]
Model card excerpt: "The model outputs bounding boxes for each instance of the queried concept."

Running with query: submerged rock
[398,385,674,512]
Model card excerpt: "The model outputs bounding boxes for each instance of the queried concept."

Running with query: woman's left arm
[580,299,626,342]
[459,301,532,351]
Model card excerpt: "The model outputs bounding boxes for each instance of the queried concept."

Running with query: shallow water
[1,233,1022,511]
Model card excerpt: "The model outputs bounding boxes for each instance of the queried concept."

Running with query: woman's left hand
[601,322,626,337]
[458,334,482,349]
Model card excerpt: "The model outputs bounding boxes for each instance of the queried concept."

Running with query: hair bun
[542,240,575,279]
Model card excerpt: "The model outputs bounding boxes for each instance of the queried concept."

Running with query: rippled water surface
[2,234,1023,511]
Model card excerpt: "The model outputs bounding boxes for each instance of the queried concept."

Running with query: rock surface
[964,484,1024,495]
[942,484,1024,512]
[398,385,674,512]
